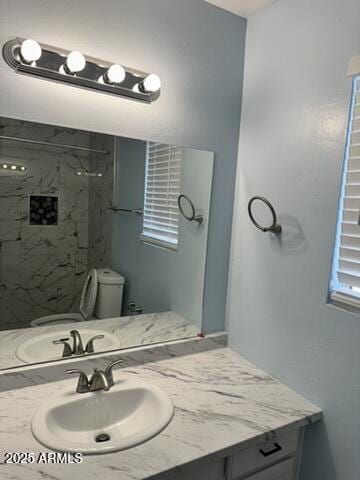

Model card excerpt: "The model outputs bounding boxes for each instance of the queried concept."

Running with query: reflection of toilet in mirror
[31,268,125,327]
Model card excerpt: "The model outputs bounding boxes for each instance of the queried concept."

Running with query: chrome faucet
[70,330,84,355]
[53,330,105,358]
[66,358,124,393]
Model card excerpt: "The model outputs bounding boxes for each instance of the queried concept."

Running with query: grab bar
[109,206,143,216]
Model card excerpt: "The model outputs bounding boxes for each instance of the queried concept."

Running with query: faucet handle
[85,334,105,354]
[66,369,89,393]
[105,358,124,387]
[53,338,72,358]
[88,369,111,392]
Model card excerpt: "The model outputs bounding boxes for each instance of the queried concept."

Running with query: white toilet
[31,268,125,327]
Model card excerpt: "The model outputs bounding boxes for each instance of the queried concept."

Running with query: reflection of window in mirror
[141,142,182,251]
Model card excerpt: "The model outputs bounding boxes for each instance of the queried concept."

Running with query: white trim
[141,234,178,252]
[330,290,360,311]
[294,428,304,480]
[348,55,360,77]
[329,76,360,297]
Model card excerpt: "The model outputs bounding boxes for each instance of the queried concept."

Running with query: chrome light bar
[3,38,161,103]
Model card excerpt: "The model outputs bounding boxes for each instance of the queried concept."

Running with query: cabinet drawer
[174,459,225,480]
[241,458,295,480]
[231,430,298,479]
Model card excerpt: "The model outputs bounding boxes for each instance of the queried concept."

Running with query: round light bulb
[20,39,42,63]
[2,164,8,169]
[11,165,17,170]
[20,166,26,171]
[141,74,161,93]
[65,51,86,73]
[106,64,126,84]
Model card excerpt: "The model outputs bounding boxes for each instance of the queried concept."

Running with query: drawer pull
[259,442,282,457]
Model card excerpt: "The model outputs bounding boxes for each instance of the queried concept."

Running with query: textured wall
[227,0,360,478]
[88,133,114,270]
[0,0,246,333]
[113,137,213,329]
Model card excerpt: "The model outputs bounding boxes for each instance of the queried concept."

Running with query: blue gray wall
[227,0,360,478]
[0,0,247,333]
[113,137,213,330]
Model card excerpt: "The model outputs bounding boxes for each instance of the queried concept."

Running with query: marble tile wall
[0,118,113,330]
[88,133,114,269]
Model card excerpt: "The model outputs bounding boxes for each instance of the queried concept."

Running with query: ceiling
[204,0,277,18]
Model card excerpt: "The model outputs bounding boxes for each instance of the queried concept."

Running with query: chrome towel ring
[248,196,282,234]
[178,195,203,225]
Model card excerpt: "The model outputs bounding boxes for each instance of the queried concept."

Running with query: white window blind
[331,76,360,306]
[141,142,182,250]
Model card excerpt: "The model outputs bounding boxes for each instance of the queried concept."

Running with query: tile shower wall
[87,134,114,269]
[0,118,112,330]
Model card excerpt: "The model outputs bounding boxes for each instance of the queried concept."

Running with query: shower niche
[29,195,58,226]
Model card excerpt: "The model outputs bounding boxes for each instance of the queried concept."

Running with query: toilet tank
[93,268,125,319]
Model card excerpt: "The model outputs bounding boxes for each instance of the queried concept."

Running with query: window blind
[332,76,360,301]
[141,142,182,250]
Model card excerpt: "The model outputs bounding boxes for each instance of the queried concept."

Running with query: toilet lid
[30,313,84,327]
[79,269,98,320]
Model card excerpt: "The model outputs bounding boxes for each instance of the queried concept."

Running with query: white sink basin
[31,375,174,454]
[16,329,119,363]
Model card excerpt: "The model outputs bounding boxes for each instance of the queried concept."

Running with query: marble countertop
[0,344,321,480]
[0,311,199,370]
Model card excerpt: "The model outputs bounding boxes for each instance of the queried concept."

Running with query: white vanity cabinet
[240,458,295,480]
[174,428,303,480]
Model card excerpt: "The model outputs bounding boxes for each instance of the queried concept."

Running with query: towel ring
[178,195,203,225]
[248,196,282,234]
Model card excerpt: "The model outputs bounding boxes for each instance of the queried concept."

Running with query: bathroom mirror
[0,116,214,370]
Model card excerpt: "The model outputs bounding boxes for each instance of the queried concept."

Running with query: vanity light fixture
[1,163,26,173]
[3,38,161,103]
[76,170,103,177]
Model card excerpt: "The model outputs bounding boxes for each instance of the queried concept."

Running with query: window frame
[141,142,181,251]
[330,75,360,311]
